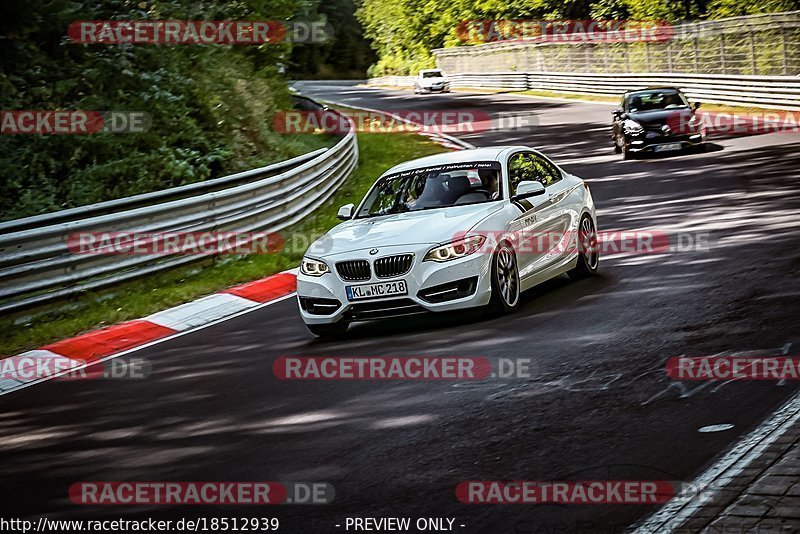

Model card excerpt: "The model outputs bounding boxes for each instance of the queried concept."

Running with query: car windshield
[356,161,502,218]
[626,90,689,112]
[421,71,443,78]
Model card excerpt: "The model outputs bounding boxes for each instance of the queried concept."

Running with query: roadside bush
[0,0,329,221]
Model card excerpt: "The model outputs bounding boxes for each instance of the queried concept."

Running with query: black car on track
[612,87,707,159]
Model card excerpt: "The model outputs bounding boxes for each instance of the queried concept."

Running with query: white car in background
[297,146,599,337]
[413,69,450,94]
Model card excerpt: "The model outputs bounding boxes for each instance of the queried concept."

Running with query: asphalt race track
[2,82,800,533]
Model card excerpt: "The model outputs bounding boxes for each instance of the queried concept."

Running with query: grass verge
[0,117,447,356]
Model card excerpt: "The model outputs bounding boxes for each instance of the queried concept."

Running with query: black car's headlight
[623,119,644,135]
[424,235,486,262]
[300,257,330,276]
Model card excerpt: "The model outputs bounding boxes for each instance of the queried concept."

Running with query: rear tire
[486,241,521,316]
[568,214,600,280]
[306,321,349,338]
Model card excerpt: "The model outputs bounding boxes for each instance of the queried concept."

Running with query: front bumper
[627,130,707,153]
[297,244,492,325]
[418,84,450,93]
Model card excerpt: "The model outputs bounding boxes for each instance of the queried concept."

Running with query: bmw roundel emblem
[369,248,379,255]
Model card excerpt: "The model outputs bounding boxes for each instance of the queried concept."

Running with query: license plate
[654,143,682,152]
[346,280,408,301]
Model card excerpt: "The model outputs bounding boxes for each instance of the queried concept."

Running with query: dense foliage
[289,0,377,78]
[0,0,332,221]
[356,0,800,75]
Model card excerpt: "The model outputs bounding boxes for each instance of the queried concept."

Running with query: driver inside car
[479,169,500,199]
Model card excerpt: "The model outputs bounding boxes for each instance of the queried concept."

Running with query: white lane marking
[145,293,259,331]
[631,386,800,532]
[0,292,298,397]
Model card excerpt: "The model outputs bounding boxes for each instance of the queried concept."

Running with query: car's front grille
[346,298,427,321]
[336,260,371,281]
[374,254,413,278]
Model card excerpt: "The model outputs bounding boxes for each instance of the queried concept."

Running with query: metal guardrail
[0,99,358,314]
[434,11,800,77]
[367,76,416,88]
[368,71,800,110]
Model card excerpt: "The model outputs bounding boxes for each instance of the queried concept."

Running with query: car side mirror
[337,203,354,220]
[613,109,626,119]
[512,181,546,201]
[693,101,701,110]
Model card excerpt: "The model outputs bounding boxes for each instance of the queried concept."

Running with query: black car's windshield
[356,161,502,218]
[625,90,689,112]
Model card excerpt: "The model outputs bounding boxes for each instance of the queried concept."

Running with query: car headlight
[300,257,330,276]
[424,235,486,262]
[623,119,644,135]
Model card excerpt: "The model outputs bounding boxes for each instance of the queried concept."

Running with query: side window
[508,152,562,196]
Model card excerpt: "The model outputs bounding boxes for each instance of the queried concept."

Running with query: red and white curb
[0,270,298,396]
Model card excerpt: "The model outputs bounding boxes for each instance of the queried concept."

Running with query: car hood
[420,77,446,86]
[628,108,694,128]
[309,202,503,258]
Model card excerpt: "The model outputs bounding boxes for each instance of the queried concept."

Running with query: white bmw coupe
[297,146,598,337]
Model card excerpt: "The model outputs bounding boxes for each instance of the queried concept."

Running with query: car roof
[624,87,682,95]
[381,146,530,176]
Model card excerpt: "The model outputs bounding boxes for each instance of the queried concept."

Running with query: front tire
[622,141,633,160]
[306,321,349,338]
[486,241,521,315]
[568,214,599,279]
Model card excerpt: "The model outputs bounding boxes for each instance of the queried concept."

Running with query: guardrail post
[781,27,789,75]
[585,46,591,72]
[667,41,673,73]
